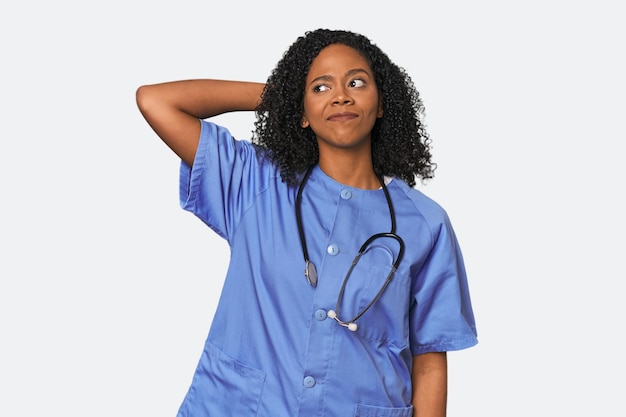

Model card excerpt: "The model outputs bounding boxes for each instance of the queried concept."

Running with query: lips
[327,112,358,121]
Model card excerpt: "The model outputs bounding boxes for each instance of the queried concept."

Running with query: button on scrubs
[176,121,478,417]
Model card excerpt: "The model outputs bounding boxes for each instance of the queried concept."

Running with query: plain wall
[1,0,624,416]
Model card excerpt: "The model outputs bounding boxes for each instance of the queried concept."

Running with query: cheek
[302,100,324,121]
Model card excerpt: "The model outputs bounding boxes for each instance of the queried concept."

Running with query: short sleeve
[409,215,478,355]
[179,120,272,243]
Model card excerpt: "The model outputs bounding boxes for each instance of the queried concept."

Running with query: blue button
[340,189,352,200]
[315,309,327,321]
[327,244,339,256]
[303,376,316,388]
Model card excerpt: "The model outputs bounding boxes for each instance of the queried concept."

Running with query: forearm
[412,352,448,417]
[137,79,265,119]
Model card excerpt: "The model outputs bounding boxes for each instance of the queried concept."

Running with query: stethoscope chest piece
[305,260,318,287]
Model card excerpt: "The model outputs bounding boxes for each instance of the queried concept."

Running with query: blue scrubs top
[176,121,477,417]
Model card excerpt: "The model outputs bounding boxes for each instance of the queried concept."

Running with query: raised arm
[136,79,265,166]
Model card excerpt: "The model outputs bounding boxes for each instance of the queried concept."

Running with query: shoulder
[390,179,451,225]
[199,120,271,164]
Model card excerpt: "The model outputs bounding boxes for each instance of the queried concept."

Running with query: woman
[136,28,477,417]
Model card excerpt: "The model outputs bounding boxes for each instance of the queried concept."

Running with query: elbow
[135,84,155,115]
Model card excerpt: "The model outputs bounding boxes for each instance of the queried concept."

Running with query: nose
[332,86,353,105]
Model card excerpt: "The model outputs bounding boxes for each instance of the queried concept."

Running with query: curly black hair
[253,28,435,187]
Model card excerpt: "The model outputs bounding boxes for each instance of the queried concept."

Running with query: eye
[349,78,366,88]
[312,83,330,93]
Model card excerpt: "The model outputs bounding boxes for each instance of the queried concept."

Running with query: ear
[301,116,309,128]
[377,99,384,118]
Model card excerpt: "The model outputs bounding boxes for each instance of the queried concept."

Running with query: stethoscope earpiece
[327,310,358,332]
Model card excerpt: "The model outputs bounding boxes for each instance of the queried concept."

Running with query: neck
[318,155,380,190]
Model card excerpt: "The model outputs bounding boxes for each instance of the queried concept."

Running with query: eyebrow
[308,68,371,86]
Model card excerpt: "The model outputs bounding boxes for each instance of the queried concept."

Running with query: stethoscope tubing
[295,165,406,330]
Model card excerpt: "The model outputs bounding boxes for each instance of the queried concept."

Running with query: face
[302,43,383,155]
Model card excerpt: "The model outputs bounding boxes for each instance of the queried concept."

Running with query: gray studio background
[1,1,624,416]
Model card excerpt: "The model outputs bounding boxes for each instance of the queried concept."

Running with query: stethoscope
[295,165,405,331]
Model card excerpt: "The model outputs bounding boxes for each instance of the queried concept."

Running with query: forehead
[307,44,372,77]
